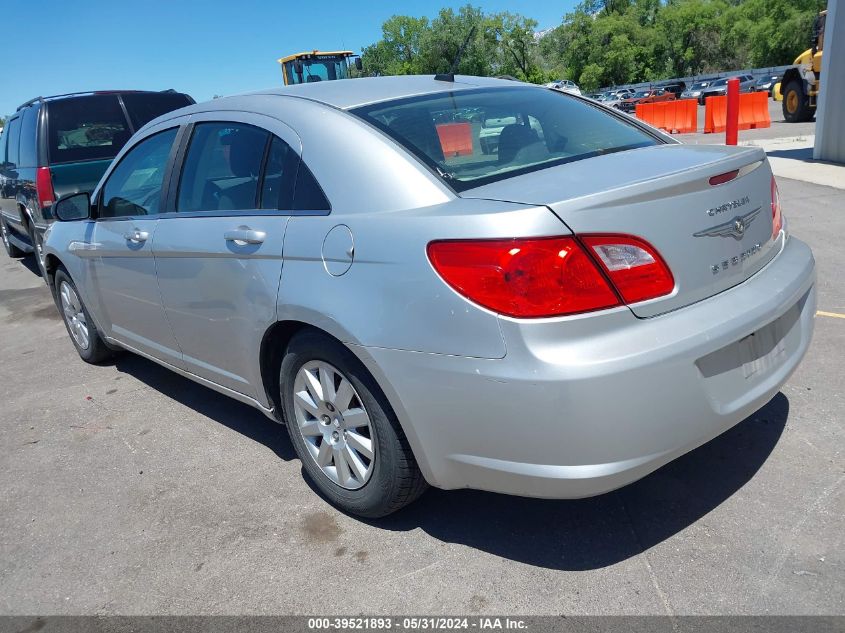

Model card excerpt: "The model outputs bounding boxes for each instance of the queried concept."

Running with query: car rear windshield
[47,94,131,164]
[121,92,193,129]
[351,87,658,191]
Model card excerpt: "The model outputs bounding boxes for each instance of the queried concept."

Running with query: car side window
[4,117,21,168]
[18,106,38,168]
[293,163,331,211]
[260,135,296,210]
[101,128,178,218]
[177,122,269,212]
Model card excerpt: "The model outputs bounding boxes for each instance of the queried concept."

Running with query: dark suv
[0,90,194,273]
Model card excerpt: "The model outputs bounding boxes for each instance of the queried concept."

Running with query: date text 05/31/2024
[307,617,529,630]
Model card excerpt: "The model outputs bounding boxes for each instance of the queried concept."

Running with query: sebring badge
[693,206,762,240]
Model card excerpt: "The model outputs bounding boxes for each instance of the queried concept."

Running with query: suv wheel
[54,267,113,364]
[280,330,427,517]
[1,218,25,258]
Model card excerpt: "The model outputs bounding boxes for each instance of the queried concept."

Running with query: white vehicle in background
[546,79,582,95]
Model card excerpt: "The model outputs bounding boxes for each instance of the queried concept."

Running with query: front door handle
[224,227,266,245]
[123,229,149,243]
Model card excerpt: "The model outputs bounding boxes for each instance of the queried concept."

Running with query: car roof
[245,75,538,110]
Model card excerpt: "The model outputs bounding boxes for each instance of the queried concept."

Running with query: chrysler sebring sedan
[42,75,815,517]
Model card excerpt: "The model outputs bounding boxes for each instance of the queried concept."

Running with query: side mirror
[354,57,363,71]
[54,192,91,221]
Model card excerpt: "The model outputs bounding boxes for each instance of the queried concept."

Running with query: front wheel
[280,330,427,517]
[54,267,113,364]
[782,79,813,123]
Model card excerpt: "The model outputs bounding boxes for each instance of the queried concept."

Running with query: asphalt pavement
[0,172,842,615]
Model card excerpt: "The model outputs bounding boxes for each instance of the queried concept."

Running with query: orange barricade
[436,122,473,157]
[634,100,697,134]
[705,93,770,134]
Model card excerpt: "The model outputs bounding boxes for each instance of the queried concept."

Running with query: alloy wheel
[292,361,375,490]
[59,281,90,350]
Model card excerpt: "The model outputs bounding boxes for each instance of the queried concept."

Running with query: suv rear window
[351,87,658,192]
[47,95,130,164]
[121,92,193,130]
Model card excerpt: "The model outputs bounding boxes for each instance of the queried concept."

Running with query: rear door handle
[224,227,266,245]
[123,229,149,243]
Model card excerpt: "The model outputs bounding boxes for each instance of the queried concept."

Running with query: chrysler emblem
[694,206,761,240]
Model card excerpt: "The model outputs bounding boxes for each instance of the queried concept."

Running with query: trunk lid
[461,144,779,317]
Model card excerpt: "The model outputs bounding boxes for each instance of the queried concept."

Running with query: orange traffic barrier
[436,122,473,157]
[704,92,770,134]
[634,100,697,134]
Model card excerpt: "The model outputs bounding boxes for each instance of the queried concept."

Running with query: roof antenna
[434,25,477,82]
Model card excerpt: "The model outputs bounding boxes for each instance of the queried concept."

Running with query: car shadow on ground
[108,352,788,571]
[111,353,296,462]
[371,393,789,570]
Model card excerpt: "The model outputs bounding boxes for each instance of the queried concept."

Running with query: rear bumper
[356,235,816,497]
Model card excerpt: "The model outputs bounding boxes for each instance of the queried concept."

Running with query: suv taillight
[771,175,783,238]
[427,234,674,318]
[36,167,55,209]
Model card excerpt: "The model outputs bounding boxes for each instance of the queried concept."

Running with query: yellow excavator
[277,51,362,86]
[777,10,826,122]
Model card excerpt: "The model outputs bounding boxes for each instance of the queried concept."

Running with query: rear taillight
[771,176,783,238]
[36,167,55,208]
[427,236,619,318]
[581,235,675,304]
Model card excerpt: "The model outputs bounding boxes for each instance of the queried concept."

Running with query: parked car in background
[658,81,687,97]
[600,88,635,108]
[616,88,675,113]
[753,75,781,95]
[546,79,582,95]
[0,90,194,274]
[43,75,814,518]
[696,75,756,104]
[680,80,714,101]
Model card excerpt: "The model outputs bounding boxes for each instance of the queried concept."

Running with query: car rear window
[47,95,130,164]
[351,87,658,192]
[121,92,193,130]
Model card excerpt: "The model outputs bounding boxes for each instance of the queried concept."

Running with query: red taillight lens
[771,176,783,238]
[709,169,739,186]
[36,167,55,208]
[427,236,620,318]
[581,235,675,304]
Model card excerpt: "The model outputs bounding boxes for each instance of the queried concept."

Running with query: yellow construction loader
[778,10,826,122]
[277,51,362,86]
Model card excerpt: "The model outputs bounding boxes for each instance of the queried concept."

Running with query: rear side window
[351,87,658,192]
[121,92,193,130]
[0,130,7,165]
[47,95,130,164]
[177,122,270,212]
[293,163,330,211]
[260,135,295,210]
[4,117,21,167]
[18,106,39,167]
[101,128,178,218]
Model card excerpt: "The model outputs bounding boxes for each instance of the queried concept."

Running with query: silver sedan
[41,76,816,517]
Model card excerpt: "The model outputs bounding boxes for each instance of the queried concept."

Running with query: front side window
[47,95,131,164]
[177,122,269,212]
[101,128,178,218]
[351,87,658,192]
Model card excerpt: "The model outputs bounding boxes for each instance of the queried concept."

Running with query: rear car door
[86,124,184,365]
[152,114,300,397]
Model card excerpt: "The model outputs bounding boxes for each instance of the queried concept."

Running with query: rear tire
[280,330,427,517]
[1,218,25,258]
[782,79,813,123]
[54,267,113,364]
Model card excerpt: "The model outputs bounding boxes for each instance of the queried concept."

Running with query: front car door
[0,115,24,235]
[152,114,301,398]
[85,124,185,365]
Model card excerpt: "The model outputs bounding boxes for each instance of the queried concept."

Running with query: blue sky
[1,0,577,117]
